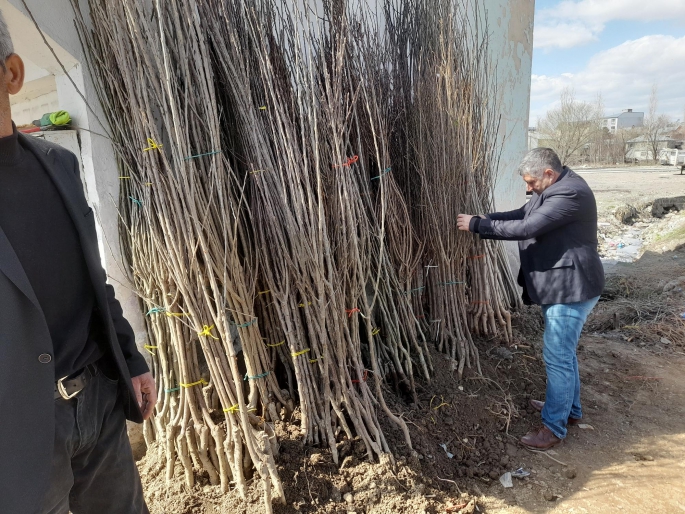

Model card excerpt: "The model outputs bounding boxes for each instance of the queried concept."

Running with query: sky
[529,0,685,127]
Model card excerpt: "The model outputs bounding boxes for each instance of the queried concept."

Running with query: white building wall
[483,0,534,265]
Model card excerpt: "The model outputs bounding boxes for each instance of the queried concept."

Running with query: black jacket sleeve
[105,282,149,377]
[477,188,580,241]
[486,204,527,221]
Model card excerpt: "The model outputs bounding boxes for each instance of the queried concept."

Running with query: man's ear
[4,54,24,95]
[544,168,556,178]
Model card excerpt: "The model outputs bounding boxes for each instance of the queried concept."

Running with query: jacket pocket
[543,257,574,270]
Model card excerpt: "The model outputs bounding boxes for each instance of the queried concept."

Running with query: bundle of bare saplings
[73,0,521,511]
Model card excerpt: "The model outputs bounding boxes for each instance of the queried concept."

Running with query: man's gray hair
[517,148,563,179]
[0,9,13,63]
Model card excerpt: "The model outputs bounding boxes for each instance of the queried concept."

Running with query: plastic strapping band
[291,348,311,358]
[143,138,163,152]
[198,325,219,339]
[371,166,391,181]
[234,318,257,328]
[244,371,270,381]
[180,379,208,388]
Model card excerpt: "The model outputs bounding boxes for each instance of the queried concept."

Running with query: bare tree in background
[644,85,671,163]
[538,88,604,165]
[607,127,642,164]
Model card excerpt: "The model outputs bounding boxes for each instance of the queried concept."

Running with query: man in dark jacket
[0,14,155,513]
[457,148,604,450]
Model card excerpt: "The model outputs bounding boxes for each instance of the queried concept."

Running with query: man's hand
[457,214,475,231]
[131,372,157,420]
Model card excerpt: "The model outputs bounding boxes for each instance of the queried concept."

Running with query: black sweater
[0,128,101,378]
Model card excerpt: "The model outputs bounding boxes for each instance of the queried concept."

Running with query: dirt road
[480,333,685,514]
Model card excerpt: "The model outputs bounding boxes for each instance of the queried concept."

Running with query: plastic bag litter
[439,443,454,459]
[511,467,531,479]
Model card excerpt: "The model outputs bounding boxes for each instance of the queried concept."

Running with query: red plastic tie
[333,155,359,168]
[351,370,369,384]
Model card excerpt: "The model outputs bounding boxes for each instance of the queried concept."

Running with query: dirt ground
[137,166,685,514]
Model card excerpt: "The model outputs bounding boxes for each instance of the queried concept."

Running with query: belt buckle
[56,375,83,400]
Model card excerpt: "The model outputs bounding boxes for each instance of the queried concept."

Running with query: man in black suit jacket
[0,15,155,513]
[458,148,604,450]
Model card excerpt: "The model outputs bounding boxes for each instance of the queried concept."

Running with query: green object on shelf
[37,110,72,128]
[49,110,71,126]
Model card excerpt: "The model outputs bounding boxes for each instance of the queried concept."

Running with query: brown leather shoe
[520,425,562,450]
[529,399,545,412]
[528,399,583,426]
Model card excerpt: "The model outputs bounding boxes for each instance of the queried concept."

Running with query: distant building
[527,127,555,151]
[602,109,644,134]
[659,148,685,167]
[626,134,684,162]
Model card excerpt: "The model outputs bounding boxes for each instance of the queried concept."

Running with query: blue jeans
[540,296,599,439]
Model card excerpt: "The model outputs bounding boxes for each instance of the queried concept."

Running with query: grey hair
[517,148,563,179]
[0,9,13,63]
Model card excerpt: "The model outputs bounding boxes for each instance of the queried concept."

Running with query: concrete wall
[482,0,535,265]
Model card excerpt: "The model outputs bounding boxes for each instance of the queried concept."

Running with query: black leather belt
[54,363,97,400]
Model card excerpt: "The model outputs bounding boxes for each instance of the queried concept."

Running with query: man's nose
[526,184,533,192]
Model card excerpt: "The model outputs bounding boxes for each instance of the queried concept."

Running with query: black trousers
[41,364,148,514]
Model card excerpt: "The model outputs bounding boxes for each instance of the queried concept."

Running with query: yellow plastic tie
[298,302,312,308]
[144,344,158,355]
[258,106,267,110]
[224,404,239,413]
[258,290,271,295]
[267,340,285,347]
[309,358,319,363]
[143,137,163,152]
[119,176,131,179]
[371,327,381,336]
[198,325,219,339]
[291,348,311,358]
[180,378,209,388]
